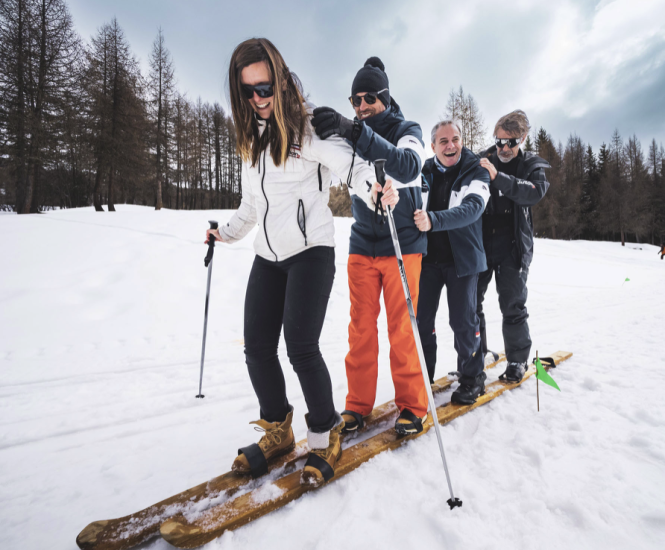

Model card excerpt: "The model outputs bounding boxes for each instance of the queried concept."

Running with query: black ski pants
[477,246,531,364]
[417,262,483,385]
[244,246,337,433]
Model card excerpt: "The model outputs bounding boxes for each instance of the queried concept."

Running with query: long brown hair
[229,38,308,168]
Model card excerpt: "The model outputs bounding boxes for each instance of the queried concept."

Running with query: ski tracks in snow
[1,207,664,550]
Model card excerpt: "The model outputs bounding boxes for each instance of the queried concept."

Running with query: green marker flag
[535,357,560,391]
[625,278,630,282]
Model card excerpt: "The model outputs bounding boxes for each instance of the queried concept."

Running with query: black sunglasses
[348,88,388,108]
[241,83,274,99]
[495,137,522,149]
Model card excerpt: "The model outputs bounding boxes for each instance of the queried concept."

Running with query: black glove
[312,106,356,141]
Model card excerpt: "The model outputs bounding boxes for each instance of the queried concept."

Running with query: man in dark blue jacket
[312,57,429,435]
[417,120,490,404]
[477,110,550,382]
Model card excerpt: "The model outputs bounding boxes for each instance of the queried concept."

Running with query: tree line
[528,129,665,246]
[2,1,663,246]
[0,0,242,213]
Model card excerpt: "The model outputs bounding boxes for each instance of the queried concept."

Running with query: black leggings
[244,246,337,433]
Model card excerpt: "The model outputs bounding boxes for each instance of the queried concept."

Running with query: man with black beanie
[311,57,429,436]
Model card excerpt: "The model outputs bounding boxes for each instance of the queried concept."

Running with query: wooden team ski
[76,354,506,550]
[160,351,571,548]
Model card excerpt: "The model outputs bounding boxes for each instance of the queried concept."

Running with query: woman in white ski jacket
[206,38,387,486]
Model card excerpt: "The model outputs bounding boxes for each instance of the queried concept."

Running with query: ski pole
[373,160,462,510]
[196,220,218,399]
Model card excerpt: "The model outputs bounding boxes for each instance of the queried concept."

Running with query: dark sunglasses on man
[348,88,388,108]
[241,83,274,99]
[495,136,523,149]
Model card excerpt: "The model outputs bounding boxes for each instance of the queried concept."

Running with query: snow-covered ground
[1,205,663,550]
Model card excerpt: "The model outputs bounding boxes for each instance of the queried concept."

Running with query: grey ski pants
[476,254,531,364]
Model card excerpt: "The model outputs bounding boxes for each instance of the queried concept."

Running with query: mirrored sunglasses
[495,137,522,149]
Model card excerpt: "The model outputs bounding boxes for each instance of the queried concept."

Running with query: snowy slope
[0,205,663,550]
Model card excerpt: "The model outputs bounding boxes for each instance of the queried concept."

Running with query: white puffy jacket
[219,117,377,262]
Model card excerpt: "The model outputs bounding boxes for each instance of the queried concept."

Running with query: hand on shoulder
[479,158,497,181]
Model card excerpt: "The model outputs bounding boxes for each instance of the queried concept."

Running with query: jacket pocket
[297,199,308,246]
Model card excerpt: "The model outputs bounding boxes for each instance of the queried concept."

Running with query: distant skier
[658,244,665,259]
[311,57,430,435]
[417,120,491,404]
[206,38,380,487]
[477,110,550,382]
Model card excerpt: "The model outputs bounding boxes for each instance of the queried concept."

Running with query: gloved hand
[312,107,356,141]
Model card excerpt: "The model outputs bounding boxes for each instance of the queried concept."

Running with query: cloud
[67,0,665,150]
[518,0,665,146]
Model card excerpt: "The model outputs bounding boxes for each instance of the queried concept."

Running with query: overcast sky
[68,0,665,152]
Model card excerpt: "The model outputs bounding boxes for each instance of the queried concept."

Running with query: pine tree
[557,134,585,239]
[532,128,561,238]
[624,134,649,242]
[0,0,81,213]
[647,139,665,244]
[85,18,148,211]
[148,28,174,210]
[581,144,599,239]
[598,143,609,176]
[524,135,534,152]
[597,130,631,245]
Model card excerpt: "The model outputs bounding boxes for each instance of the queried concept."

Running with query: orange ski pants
[345,253,428,418]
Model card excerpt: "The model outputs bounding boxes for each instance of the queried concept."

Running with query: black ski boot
[340,410,364,434]
[451,372,486,405]
[394,409,427,435]
[499,362,528,383]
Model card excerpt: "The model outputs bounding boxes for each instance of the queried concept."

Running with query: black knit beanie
[351,57,390,106]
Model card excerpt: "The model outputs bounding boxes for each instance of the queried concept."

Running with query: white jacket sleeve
[304,129,377,210]
[218,162,257,243]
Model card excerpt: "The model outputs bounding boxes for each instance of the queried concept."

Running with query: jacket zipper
[260,149,278,261]
[427,163,473,275]
[446,163,477,275]
[371,200,378,258]
[297,199,308,246]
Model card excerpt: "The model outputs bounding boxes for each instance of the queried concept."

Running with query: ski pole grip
[204,220,219,267]
[373,159,390,218]
[374,159,386,186]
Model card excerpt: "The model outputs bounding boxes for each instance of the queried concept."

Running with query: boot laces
[253,426,282,451]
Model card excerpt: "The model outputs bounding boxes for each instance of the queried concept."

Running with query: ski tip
[76,520,110,548]
[447,497,463,510]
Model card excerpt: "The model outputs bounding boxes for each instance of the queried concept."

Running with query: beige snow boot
[232,406,295,477]
[300,413,344,488]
